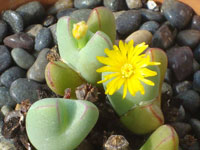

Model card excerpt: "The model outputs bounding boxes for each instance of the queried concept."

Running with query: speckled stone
[161,0,193,29]
[116,10,141,36]
[167,46,193,81]
[139,21,160,34]
[11,48,35,70]
[16,1,45,26]
[104,0,127,11]
[177,29,200,49]
[0,46,12,74]
[2,10,24,33]
[0,66,26,88]
[74,0,102,9]
[0,20,8,43]
[0,87,16,107]
[3,33,34,51]
[34,27,53,51]
[70,9,92,22]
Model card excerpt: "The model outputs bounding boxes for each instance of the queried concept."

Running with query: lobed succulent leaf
[26,98,99,150]
[45,60,86,98]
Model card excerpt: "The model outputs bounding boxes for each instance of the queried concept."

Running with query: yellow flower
[72,21,88,40]
[96,40,160,99]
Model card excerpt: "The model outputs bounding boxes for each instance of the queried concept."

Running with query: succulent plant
[97,40,168,134]
[140,125,179,150]
[26,98,99,150]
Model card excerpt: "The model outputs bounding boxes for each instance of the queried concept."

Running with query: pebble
[140,9,164,23]
[194,44,200,63]
[162,82,173,97]
[27,48,50,82]
[25,24,43,38]
[3,32,34,51]
[173,81,192,95]
[146,0,159,11]
[193,59,200,73]
[189,118,200,139]
[176,90,200,114]
[11,48,35,70]
[170,122,191,138]
[70,9,92,22]
[0,20,8,43]
[2,10,24,33]
[116,10,141,36]
[139,21,160,34]
[0,66,26,88]
[0,87,16,107]
[74,0,102,9]
[16,1,45,26]
[191,15,200,31]
[125,30,152,45]
[34,27,53,51]
[104,0,127,11]
[49,24,57,45]
[43,15,56,27]
[126,0,143,9]
[0,46,12,74]
[176,105,185,121]
[177,30,200,49]
[161,0,193,29]
[167,46,193,81]
[1,105,13,116]
[152,24,175,49]
[193,71,200,92]
[48,0,74,15]
[10,78,43,103]
[164,68,172,83]
[56,8,77,19]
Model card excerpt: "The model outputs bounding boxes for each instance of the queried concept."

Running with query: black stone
[191,15,200,31]
[194,44,200,63]
[140,9,165,23]
[170,122,191,138]
[189,118,200,139]
[193,71,200,92]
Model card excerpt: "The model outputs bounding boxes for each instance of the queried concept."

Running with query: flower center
[72,21,88,40]
[121,63,134,78]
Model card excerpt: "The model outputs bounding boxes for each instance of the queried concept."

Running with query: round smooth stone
[34,28,53,51]
[189,118,200,139]
[194,44,200,63]
[11,48,35,70]
[49,24,57,45]
[191,15,200,31]
[0,66,26,88]
[170,122,191,138]
[27,48,50,82]
[103,0,127,11]
[3,33,34,51]
[125,30,152,46]
[139,21,160,34]
[74,0,102,9]
[70,9,92,22]
[0,46,12,74]
[0,87,16,107]
[56,8,77,19]
[0,20,8,43]
[2,10,24,33]
[25,24,43,38]
[116,10,141,36]
[16,1,45,26]
[126,0,143,9]
[193,71,200,92]
[43,15,56,27]
[10,78,43,103]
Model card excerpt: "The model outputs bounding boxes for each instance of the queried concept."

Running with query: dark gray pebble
[16,1,45,26]
[11,48,35,70]
[0,46,12,74]
[2,10,24,33]
[0,20,8,43]
[116,10,141,36]
[177,30,200,49]
[173,81,192,95]
[56,8,77,19]
[103,0,127,11]
[70,9,92,22]
[193,71,200,92]
[34,28,53,51]
[43,15,56,27]
[190,118,200,139]
[176,90,200,114]
[152,24,176,49]
[74,0,102,9]
[162,0,193,29]
[140,9,165,23]
[191,15,200,31]
[139,21,160,34]
[49,24,57,45]
[194,44,200,63]
[0,87,16,107]
[170,122,191,138]
[0,66,26,88]
[10,78,43,103]
[164,68,172,83]
[167,46,193,81]
[3,32,34,51]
